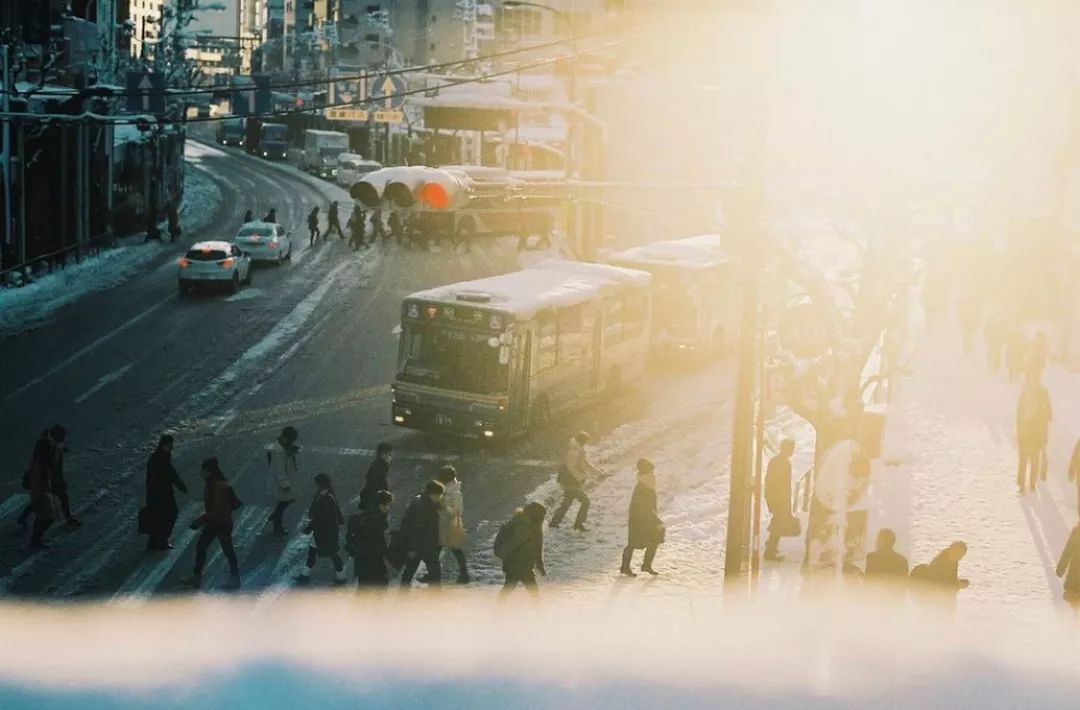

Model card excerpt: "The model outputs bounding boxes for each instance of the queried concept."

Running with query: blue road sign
[370,74,406,111]
[125,71,165,115]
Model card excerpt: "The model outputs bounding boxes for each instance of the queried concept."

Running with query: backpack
[493,520,513,560]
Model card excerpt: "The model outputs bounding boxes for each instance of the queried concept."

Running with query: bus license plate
[435,414,453,427]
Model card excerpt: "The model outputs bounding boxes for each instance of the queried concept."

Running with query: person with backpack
[307,207,320,246]
[346,490,393,588]
[324,201,344,240]
[1057,522,1080,609]
[436,465,470,584]
[621,459,664,577]
[1016,373,1052,494]
[144,434,188,551]
[399,480,445,587]
[265,426,300,535]
[295,473,347,586]
[496,502,548,597]
[185,458,242,590]
[359,443,393,509]
[550,432,606,531]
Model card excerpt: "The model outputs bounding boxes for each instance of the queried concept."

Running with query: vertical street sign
[369,74,406,111]
[125,71,165,115]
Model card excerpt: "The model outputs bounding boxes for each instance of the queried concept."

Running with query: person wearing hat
[496,502,548,597]
[144,434,188,550]
[399,480,445,587]
[621,459,664,577]
[185,458,242,590]
[266,426,300,535]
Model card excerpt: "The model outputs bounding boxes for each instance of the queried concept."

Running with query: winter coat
[145,448,187,513]
[307,210,319,229]
[359,458,389,509]
[328,204,340,226]
[199,478,241,528]
[499,513,544,579]
[27,434,57,518]
[347,508,389,581]
[307,489,344,555]
[865,548,909,580]
[627,482,663,550]
[1016,384,1052,449]
[764,454,793,517]
[401,494,440,555]
[564,438,600,489]
[265,441,299,503]
[439,479,467,549]
[1058,526,1080,594]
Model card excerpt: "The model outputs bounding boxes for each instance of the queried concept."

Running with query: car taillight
[178,258,190,268]
[220,258,234,268]
[269,238,279,248]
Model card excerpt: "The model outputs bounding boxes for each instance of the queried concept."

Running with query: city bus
[392,260,652,439]
[608,236,739,356]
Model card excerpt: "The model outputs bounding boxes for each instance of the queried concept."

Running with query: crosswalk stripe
[303,445,550,469]
[199,505,268,587]
[111,502,204,602]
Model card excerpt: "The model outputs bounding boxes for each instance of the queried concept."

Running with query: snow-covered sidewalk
[0,163,222,335]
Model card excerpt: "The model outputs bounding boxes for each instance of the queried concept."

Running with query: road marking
[4,294,173,402]
[73,363,134,404]
[303,445,550,469]
[0,494,28,522]
[111,503,204,602]
[213,410,239,435]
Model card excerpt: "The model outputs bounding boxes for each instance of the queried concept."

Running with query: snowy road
[0,134,733,599]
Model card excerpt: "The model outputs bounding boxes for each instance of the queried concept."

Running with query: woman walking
[496,502,547,598]
[621,459,665,577]
[437,466,470,584]
[266,426,299,535]
[307,207,320,246]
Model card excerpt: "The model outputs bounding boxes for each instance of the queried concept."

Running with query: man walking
[324,201,344,240]
[550,432,605,531]
[185,458,242,590]
[763,438,797,561]
[359,443,393,509]
[1016,373,1052,494]
[348,208,367,250]
[1057,522,1080,609]
[347,490,393,588]
[144,434,188,551]
[399,480,444,587]
[496,502,547,598]
[621,459,664,576]
[307,207,320,246]
[19,425,79,532]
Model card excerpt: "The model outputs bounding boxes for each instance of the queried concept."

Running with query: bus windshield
[398,323,509,395]
[650,268,699,330]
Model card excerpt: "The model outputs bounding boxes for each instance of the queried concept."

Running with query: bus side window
[557,305,585,363]
[603,297,623,347]
[536,311,558,372]
[624,290,648,338]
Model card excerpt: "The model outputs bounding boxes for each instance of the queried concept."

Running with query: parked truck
[302,129,350,178]
[217,117,244,147]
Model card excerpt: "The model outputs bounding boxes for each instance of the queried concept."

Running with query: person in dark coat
[347,490,393,587]
[764,438,796,561]
[18,425,78,536]
[370,209,385,242]
[296,473,346,586]
[359,443,393,509]
[497,502,547,598]
[348,208,367,250]
[399,480,444,587]
[550,432,605,531]
[264,208,277,224]
[324,201,343,240]
[1016,373,1052,494]
[185,458,242,590]
[307,207,320,246]
[621,459,664,576]
[1057,523,1080,609]
[864,528,909,582]
[144,434,188,550]
[910,541,969,613]
[243,209,254,223]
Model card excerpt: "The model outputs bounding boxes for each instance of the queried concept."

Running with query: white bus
[608,236,739,356]
[392,260,652,439]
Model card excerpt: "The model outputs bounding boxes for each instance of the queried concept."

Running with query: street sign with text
[325,108,369,121]
[125,71,165,115]
[373,110,404,123]
[370,74,406,111]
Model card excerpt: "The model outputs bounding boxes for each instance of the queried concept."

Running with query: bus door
[508,329,532,432]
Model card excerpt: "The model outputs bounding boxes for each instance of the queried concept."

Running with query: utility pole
[723,178,762,589]
[1,44,12,272]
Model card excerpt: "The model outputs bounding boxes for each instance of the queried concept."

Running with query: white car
[177,241,252,295]
[235,221,293,263]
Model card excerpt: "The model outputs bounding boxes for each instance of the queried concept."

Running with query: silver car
[235,221,293,263]
[177,241,253,295]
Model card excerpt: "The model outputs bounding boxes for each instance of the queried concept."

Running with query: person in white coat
[437,465,470,584]
[266,426,299,535]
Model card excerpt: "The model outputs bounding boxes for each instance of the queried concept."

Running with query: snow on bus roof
[610,241,727,270]
[406,260,650,318]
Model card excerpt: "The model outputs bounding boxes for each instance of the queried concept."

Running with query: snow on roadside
[0,162,224,336]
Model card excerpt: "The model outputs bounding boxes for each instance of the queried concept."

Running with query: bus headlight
[483,430,495,438]
[394,415,406,423]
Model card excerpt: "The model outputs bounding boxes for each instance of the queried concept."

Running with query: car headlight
[263,151,268,157]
